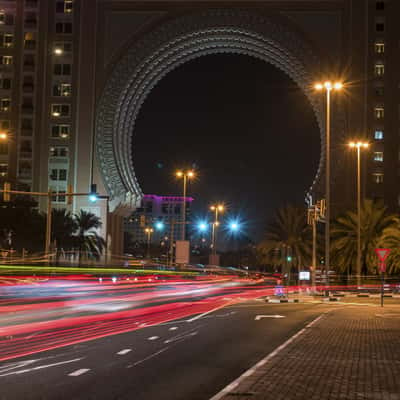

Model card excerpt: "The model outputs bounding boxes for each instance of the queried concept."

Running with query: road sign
[375,248,391,262]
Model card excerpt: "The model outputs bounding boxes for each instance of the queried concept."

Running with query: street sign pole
[375,248,391,308]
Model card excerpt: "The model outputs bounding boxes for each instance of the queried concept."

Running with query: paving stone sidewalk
[219,306,400,400]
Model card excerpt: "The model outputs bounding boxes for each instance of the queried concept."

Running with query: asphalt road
[0,301,329,400]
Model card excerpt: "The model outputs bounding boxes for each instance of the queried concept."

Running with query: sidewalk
[215,305,400,400]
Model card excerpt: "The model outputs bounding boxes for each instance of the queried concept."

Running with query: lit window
[54,41,72,54]
[53,83,71,97]
[0,98,10,112]
[51,124,70,138]
[0,33,13,48]
[1,56,13,66]
[64,0,73,13]
[374,130,384,140]
[24,32,36,49]
[374,62,384,77]
[373,173,384,183]
[375,41,385,54]
[51,104,70,117]
[374,152,383,162]
[0,12,5,25]
[0,163,8,177]
[49,146,68,157]
[374,106,384,119]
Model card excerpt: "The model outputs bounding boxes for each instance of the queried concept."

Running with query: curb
[265,298,299,303]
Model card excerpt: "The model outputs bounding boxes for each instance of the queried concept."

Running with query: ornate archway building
[1,1,398,255]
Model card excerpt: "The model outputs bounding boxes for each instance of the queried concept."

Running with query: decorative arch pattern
[96,9,335,207]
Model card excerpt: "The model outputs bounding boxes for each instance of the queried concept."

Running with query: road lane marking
[117,349,132,355]
[255,315,285,320]
[209,313,326,400]
[169,327,178,331]
[68,368,90,377]
[148,336,159,341]
[187,301,234,322]
[127,347,170,368]
[164,329,198,344]
[0,358,84,378]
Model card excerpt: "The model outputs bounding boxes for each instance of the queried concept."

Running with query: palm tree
[51,209,76,264]
[377,224,400,275]
[73,210,106,263]
[330,199,398,277]
[258,205,312,273]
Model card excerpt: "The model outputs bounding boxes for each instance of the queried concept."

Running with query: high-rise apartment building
[0,1,399,254]
[124,194,194,245]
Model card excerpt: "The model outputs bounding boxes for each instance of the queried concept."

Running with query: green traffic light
[287,256,292,262]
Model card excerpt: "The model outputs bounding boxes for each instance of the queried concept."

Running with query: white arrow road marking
[68,368,90,377]
[117,349,132,355]
[0,358,84,378]
[255,315,285,320]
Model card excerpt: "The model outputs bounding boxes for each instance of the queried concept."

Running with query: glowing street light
[0,132,7,140]
[175,169,195,240]
[198,221,208,232]
[210,203,225,255]
[348,140,369,287]
[314,80,344,285]
[155,221,165,231]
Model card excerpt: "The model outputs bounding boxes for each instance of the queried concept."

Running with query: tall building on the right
[364,0,400,208]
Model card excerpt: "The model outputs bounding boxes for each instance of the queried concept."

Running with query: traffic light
[3,182,10,202]
[287,255,292,262]
[89,183,98,202]
[67,184,73,205]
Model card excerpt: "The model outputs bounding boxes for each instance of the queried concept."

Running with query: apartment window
[373,173,384,183]
[0,78,11,90]
[0,33,13,48]
[56,0,73,13]
[375,41,385,54]
[0,98,10,112]
[374,130,384,140]
[55,22,72,34]
[374,151,384,162]
[54,41,72,55]
[376,23,385,32]
[53,83,71,97]
[174,205,181,215]
[23,54,35,69]
[20,140,32,157]
[50,186,66,203]
[49,146,68,157]
[24,12,37,28]
[21,118,33,136]
[0,120,10,130]
[49,168,67,181]
[24,32,36,49]
[374,86,384,96]
[376,1,385,10]
[374,62,385,77]
[51,104,70,117]
[54,64,71,75]
[0,142,8,155]
[0,163,8,177]
[51,124,70,138]
[22,97,34,113]
[23,76,34,92]
[0,13,14,26]
[18,161,32,179]
[374,106,384,119]
[1,56,13,66]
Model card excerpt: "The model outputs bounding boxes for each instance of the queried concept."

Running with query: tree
[330,199,398,276]
[73,210,106,262]
[258,204,312,272]
[51,208,76,263]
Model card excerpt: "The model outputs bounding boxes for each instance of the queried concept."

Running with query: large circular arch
[96,9,331,207]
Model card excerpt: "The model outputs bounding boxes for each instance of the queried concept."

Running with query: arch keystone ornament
[95,9,345,253]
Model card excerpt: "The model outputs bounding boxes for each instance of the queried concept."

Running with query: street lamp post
[315,81,343,287]
[176,170,195,240]
[210,204,224,255]
[144,227,154,259]
[348,141,369,288]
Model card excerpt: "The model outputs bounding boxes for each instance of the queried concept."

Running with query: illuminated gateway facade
[0,0,398,254]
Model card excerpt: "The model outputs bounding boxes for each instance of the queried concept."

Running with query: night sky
[133,54,320,241]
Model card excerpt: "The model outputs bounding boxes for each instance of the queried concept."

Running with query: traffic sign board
[375,248,391,262]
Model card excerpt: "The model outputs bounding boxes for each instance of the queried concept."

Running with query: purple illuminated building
[124,194,194,244]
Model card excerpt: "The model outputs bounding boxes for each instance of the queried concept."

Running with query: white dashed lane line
[68,368,90,377]
[117,349,132,355]
[147,336,159,341]
[169,327,178,331]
